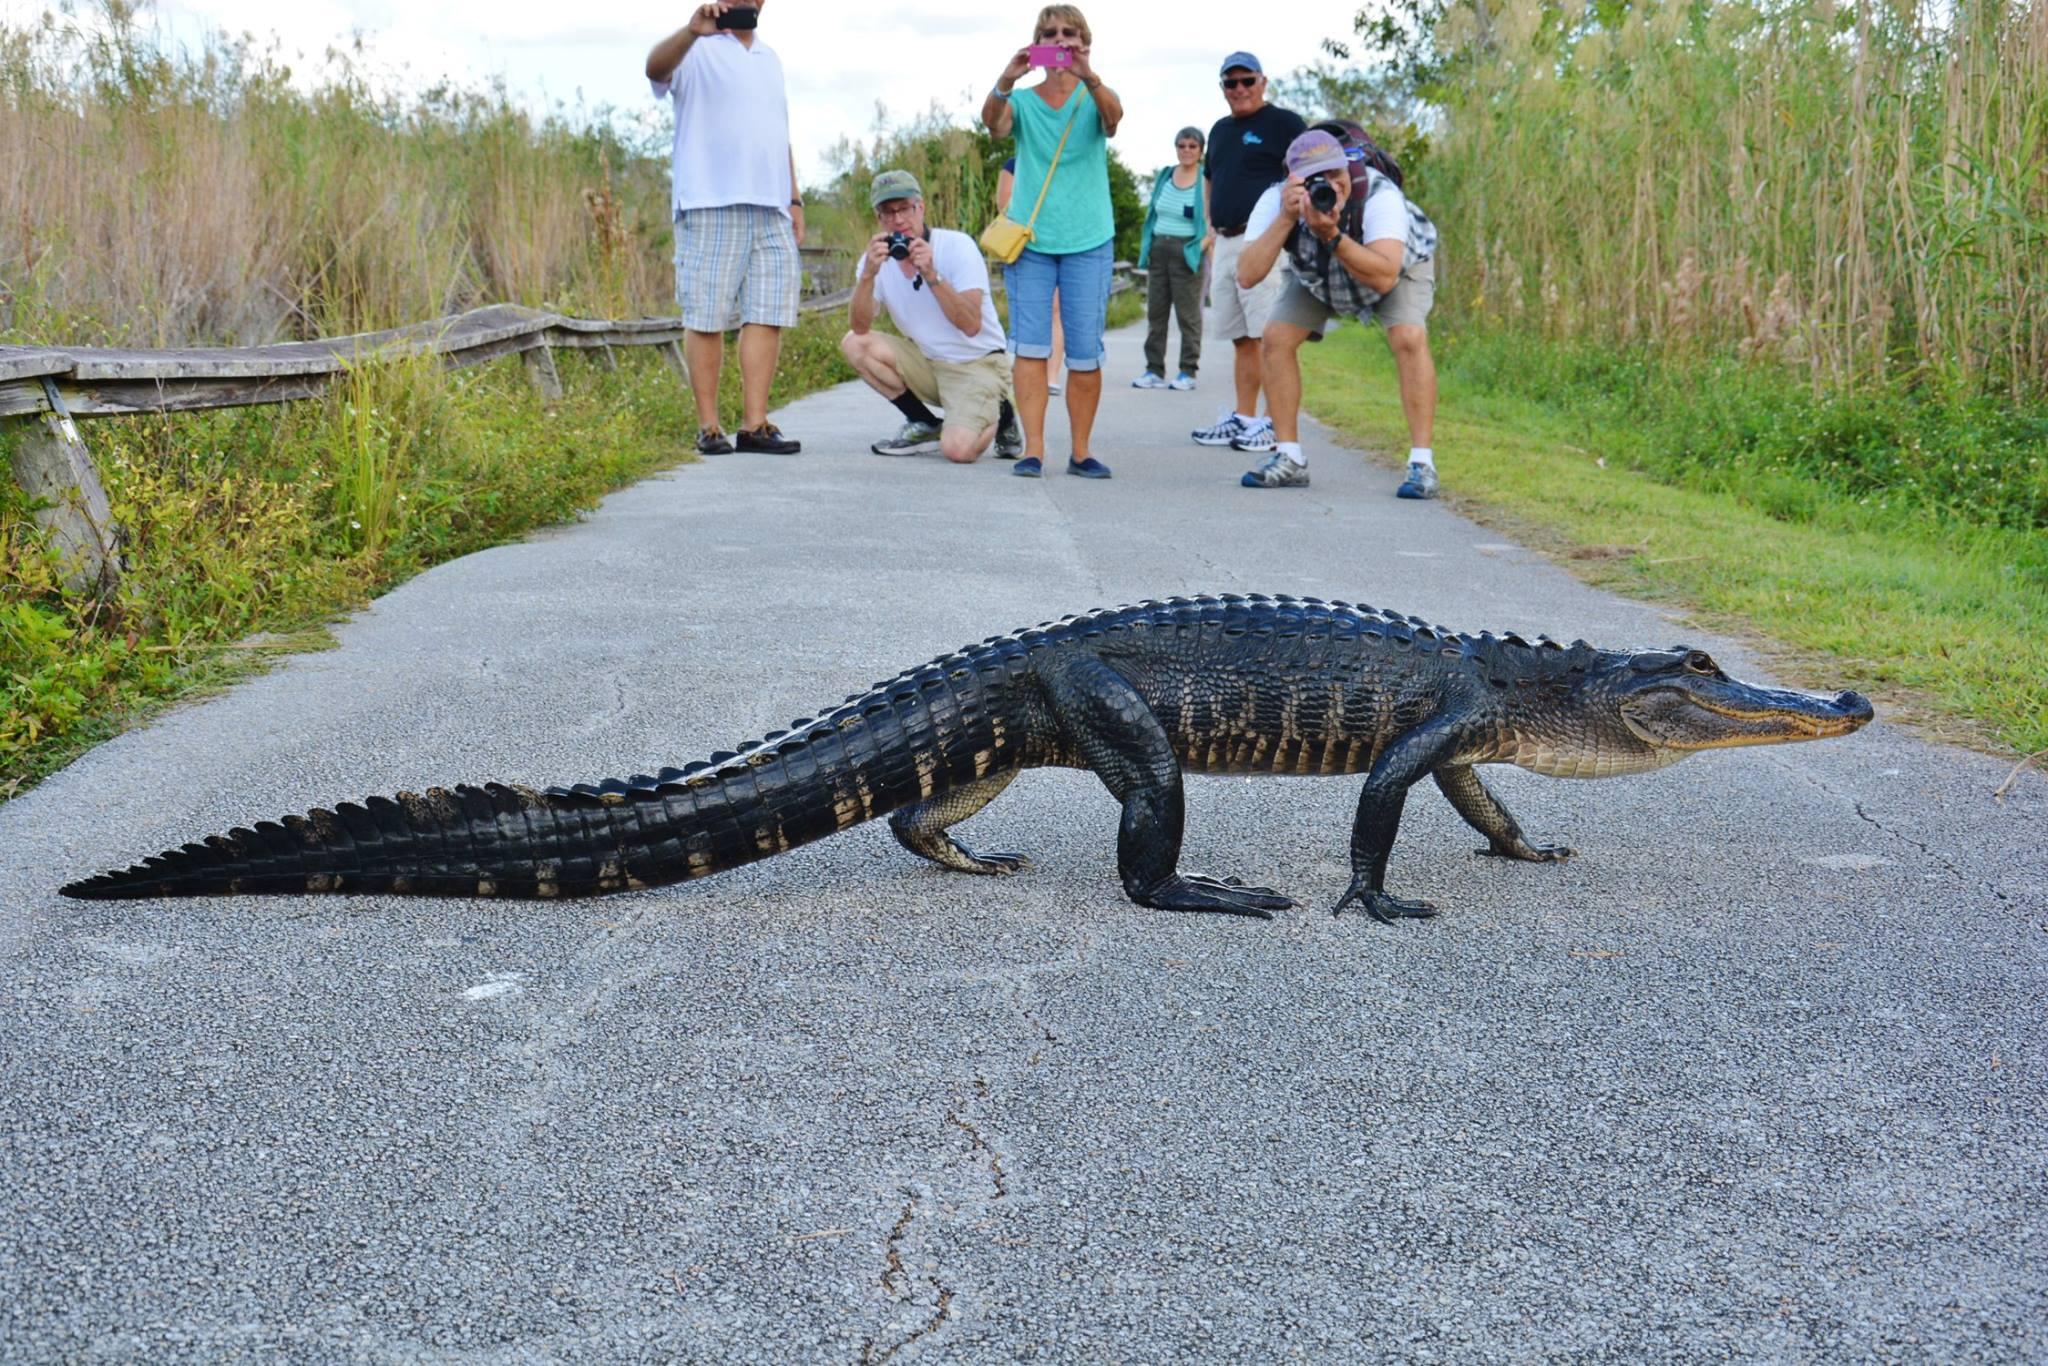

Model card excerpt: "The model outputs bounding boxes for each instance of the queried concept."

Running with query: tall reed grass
[1420,0,2046,402]
[0,4,674,346]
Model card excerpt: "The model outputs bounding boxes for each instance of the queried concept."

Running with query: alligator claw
[1140,874,1295,920]
[960,848,1032,875]
[1476,840,1574,862]
[1331,879,1440,924]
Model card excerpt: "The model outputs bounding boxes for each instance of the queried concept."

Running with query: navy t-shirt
[1204,104,1307,231]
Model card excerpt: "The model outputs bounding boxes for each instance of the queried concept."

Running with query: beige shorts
[1271,254,1437,339]
[1205,231,1288,341]
[882,335,1012,433]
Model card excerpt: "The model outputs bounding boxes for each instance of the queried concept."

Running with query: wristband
[990,85,1012,101]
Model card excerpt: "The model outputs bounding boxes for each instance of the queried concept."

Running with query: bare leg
[1232,336,1262,416]
[684,329,724,430]
[1049,292,1065,384]
[1014,356,1049,459]
[939,423,996,464]
[737,323,783,430]
[1260,323,1310,443]
[1065,368,1103,461]
[839,331,909,399]
[1386,323,1437,448]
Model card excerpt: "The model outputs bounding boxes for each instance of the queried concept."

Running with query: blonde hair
[1032,5,1091,46]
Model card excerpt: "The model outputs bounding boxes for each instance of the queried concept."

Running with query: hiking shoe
[872,421,942,456]
[1231,416,1277,453]
[1191,410,1247,446]
[1241,452,1310,488]
[1012,456,1043,478]
[696,426,734,455]
[1169,372,1197,391]
[994,409,1024,458]
[1067,456,1113,479]
[1047,380,1063,396]
[1395,461,1439,499]
[736,423,801,454]
[1131,371,1168,389]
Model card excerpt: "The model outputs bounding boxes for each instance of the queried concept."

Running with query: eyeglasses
[1220,76,1260,90]
[1176,142,1202,150]
[1037,25,1081,38]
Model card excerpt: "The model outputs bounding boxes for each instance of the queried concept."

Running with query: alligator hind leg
[890,770,1030,874]
[1434,765,1573,862]
[1034,654,1295,920]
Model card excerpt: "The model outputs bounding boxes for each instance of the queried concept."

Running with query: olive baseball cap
[869,169,923,208]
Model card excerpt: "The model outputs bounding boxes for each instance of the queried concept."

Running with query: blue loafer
[1067,457,1113,479]
[1012,456,1043,478]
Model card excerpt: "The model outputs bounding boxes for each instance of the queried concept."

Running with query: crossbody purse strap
[1019,94,1085,231]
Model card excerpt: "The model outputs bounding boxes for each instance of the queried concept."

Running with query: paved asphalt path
[4,323,2044,1362]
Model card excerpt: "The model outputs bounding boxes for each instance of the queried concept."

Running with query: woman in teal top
[1133,126,1207,390]
[980,5,1123,480]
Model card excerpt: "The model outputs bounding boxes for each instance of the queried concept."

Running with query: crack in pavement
[863,1190,955,1365]
[1764,755,1981,890]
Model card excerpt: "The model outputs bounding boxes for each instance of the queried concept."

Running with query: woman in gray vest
[1232,123,1441,497]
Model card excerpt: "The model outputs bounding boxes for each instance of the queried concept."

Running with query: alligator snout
[1833,690,1875,723]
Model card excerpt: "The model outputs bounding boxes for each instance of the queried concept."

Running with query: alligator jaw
[1621,684,1874,752]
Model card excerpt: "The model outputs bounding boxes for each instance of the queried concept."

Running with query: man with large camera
[840,170,1024,462]
[1233,124,1442,496]
[646,2,804,456]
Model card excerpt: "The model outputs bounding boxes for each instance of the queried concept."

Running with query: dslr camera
[1303,172,1340,215]
[886,231,913,261]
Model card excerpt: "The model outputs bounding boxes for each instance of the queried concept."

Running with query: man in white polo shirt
[840,170,1023,463]
[646,1,804,456]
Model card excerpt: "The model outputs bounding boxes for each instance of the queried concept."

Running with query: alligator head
[1505,645,1873,779]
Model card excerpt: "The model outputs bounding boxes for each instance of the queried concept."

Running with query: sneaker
[1131,371,1168,389]
[871,420,942,457]
[1241,452,1310,488]
[1067,456,1113,479]
[1191,410,1247,446]
[1231,417,1277,453]
[1395,461,1440,499]
[696,427,734,455]
[1047,380,1063,396]
[1012,456,1043,478]
[994,409,1024,458]
[1169,372,1197,391]
[736,423,800,454]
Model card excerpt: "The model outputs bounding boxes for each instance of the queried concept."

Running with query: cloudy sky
[41,1,1355,185]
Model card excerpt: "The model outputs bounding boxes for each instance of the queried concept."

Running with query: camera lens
[1307,178,1338,214]
[887,232,911,260]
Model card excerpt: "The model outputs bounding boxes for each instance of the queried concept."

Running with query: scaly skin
[60,594,1875,922]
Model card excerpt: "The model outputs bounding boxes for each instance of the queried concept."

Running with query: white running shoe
[1231,416,1277,453]
[1240,452,1310,488]
[1169,372,1197,391]
[871,420,942,456]
[1131,371,1168,389]
[1191,410,1247,446]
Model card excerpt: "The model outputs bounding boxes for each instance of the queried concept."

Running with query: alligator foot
[1331,879,1440,924]
[1476,838,1574,863]
[1139,874,1296,920]
[954,845,1032,875]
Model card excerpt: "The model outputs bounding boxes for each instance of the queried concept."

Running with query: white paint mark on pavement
[465,972,527,1000]
[1800,853,1893,871]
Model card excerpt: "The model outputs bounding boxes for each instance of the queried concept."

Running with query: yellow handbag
[980,97,1083,264]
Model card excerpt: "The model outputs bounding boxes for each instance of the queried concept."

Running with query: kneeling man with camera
[1234,125,1441,495]
[841,170,1023,461]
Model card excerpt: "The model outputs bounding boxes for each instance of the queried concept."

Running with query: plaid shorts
[674,205,800,332]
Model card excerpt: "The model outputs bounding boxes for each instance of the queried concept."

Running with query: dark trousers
[1143,247,1203,378]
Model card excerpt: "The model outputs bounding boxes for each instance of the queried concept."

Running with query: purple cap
[1218,51,1261,75]
[1284,130,1349,178]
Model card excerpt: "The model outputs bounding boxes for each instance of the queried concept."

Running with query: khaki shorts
[1271,254,1437,340]
[881,335,1012,433]
[1206,231,1288,341]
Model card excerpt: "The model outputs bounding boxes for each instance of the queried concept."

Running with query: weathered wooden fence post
[7,379,121,594]
[662,340,690,388]
[522,344,565,402]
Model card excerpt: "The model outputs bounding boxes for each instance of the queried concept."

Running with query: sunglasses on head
[1038,25,1081,38]
[1220,75,1259,90]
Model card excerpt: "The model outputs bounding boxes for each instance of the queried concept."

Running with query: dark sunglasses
[1176,142,1202,150]
[1038,25,1081,38]
[1220,76,1259,90]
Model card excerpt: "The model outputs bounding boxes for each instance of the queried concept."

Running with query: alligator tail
[60,665,1017,901]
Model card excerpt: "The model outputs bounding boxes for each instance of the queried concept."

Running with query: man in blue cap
[1190,51,1306,457]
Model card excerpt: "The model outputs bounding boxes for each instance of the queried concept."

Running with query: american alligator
[61,594,1873,922]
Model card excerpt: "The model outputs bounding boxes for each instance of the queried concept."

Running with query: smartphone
[715,5,759,29]
[1026,44,1074,68]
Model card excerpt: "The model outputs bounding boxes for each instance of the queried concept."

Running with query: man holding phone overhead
[646,2,805,456]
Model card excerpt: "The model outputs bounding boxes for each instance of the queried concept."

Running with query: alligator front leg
[1333,721,1471,924]
[1433,764,1574,862]
[890,769,1030,874]
[1035,655,1295,920]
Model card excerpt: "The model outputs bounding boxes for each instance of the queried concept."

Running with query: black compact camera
[714,5,759,29]
[1303,173,1339,214]
[886,231,912,261]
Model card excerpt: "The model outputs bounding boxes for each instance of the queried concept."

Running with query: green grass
[1300,324,2048,755]
[1,312,856,797]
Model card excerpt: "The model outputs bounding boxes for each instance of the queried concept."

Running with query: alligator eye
[1684,651,1717,674]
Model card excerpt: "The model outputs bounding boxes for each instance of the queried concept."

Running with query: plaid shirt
[1284,169,1437,316]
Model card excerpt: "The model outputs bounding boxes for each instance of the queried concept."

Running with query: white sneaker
[1230,416,1277,453]
[1241,452,1310,488]
[1131,371,1168,389]
[1191,410,1246,446]
[871,420,942,456]
[1047,379,1064,396]
[1169,372,1197,391]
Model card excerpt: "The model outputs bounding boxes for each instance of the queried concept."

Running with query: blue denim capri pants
[1003,241,1115,371]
